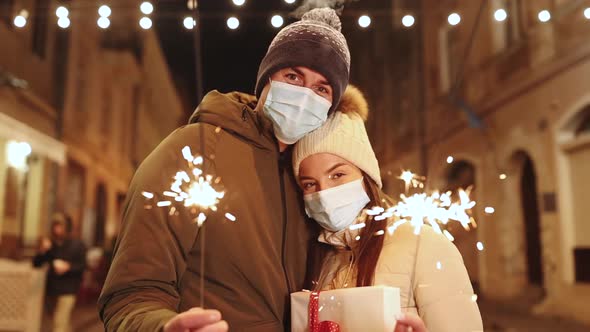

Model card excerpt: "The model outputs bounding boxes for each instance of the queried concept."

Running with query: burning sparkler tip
[196,212,207,226]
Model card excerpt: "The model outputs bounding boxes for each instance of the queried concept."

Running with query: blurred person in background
[33,213,87,332]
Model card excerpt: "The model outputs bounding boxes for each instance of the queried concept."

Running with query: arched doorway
[65,160,85,235]
[510,150,544,294]
[520,155,544,286]
[444,160,480,290]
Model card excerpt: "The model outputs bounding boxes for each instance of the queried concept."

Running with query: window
[438,25,460,93]
[101,84,113,137]
[575,109,590,136]
[32,0,50,57]
[4,167,21,219]
[491,0,523,53]
[53,0,71,110]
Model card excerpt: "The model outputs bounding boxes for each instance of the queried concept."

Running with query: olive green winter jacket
[98,91,316,331]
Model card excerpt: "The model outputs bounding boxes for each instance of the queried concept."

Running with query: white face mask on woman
[263,80,332,144]
[304,178,370,232]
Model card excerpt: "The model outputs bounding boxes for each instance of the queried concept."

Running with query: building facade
[349,0,590,325]
[0,0,184,258]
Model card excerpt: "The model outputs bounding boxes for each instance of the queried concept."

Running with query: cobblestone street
[479,298,590,332]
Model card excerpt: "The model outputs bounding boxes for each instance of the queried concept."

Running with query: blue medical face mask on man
[263,80,332,145]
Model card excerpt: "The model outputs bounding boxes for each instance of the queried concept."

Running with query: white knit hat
[292,86,382,188]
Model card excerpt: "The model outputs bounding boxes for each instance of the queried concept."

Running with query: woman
[292,86,483,332]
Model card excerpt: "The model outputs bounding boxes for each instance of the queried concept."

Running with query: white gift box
[291,286,401,332]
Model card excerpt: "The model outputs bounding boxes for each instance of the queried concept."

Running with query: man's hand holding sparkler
[163,308,228,332]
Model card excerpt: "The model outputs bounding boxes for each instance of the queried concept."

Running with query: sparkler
[142,146,227,221]
[141,145,235,308]
[365,170,477,239]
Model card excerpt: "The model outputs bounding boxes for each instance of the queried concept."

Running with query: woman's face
[298,153,364,194]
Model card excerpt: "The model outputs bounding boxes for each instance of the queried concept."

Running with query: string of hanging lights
[9,1,590,31]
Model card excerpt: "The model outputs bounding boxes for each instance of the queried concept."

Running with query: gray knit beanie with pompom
[255,7,350,112]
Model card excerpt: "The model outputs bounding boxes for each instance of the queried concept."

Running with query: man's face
[259,66,333,106]
[51,223,66,241]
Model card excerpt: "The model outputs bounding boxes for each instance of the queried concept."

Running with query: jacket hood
[336,85,369,121]
[188,90,275,150]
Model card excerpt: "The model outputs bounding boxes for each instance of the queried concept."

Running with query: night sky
[155,0,303,112]
[154,0,368,113]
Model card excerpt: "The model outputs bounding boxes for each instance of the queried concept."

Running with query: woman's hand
[394,313,427,332]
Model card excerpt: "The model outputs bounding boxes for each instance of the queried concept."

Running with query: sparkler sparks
[398,170,425,191]
[142,146,236,225]
[373,188,476,236]
[349,222,367,231]
[171,146,225,211]
[369,170,477,240]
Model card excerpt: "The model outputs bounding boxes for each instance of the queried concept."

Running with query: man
[98,7,350,332]
[33,214,87,332]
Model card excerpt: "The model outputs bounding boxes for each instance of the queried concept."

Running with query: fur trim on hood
[335,85,369,121]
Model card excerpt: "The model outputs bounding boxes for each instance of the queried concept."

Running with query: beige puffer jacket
[303,85,483,331]
[316,219,484,332]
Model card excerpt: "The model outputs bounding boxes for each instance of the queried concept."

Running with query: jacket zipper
[278,158,293,294]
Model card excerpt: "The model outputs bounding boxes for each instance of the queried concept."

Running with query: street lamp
[6,141,32,170]
[232,0,245,6]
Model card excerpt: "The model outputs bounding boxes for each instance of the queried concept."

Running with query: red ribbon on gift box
[309,291,341,332]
